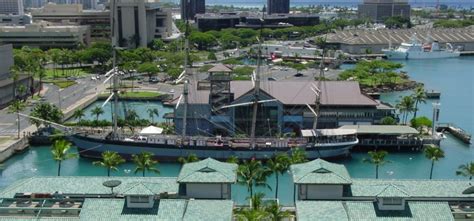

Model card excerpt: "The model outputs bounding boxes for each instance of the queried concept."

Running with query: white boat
[383,35,460,60]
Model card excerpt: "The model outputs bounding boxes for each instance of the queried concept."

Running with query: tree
[380,116,397,125]
[235,192,270,221]
[177,154,199,165]
[397,96,415,124]
[410,116,432,133]
[137,62,159,80]
[51,139,77,176]
[151,39,165,50]
[72,109,85,122]
[147,108,159,124]
[30,103,63,128]
[363,150,390,179]
[207,52,217,61]
[267,153,291,199]
[424,145,445,179]
[290,148,308,164]
[456,162,474,180]
[91,106,104,122]
[8,100,26,139]
[412,86,427,119]
[237,159,272,198]
[226,156,239,164]
[265,201,291,221]
[132,152,160,177]
[93,151,126,176]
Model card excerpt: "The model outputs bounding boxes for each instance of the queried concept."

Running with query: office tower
[358,0,411,23]
[181,0,205,20]
[0,0,24,15]
[267,0,289,15]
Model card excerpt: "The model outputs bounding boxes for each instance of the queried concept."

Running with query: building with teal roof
[177,157,237,199]
[292,158,474,221]
[0,158,236,220]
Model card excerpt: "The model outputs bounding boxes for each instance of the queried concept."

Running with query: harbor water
[0,57,473,206]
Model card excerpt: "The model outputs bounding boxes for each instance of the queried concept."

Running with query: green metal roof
[79,199,233,221]
[183,200,234,221]
[177,158,237,183]
[296,201,454,221]
[375,184,411,198]
[351,179,472,198]
[0,177,179,198]
[290,158,352,184]
[296,201,348,221]
[339,125,419,135]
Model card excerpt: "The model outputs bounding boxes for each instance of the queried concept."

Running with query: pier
[437,123,472,144]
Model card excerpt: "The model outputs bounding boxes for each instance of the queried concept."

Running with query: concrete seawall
[0,137,28,163]
[62,93,99,121]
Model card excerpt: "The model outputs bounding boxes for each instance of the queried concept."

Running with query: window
[129,196,149,203]
[382,198,403,205]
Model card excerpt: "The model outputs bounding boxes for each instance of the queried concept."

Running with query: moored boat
[383,35,460,60]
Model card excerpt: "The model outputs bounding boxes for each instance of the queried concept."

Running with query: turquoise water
[1,57,473,206]
[79,100,173,123]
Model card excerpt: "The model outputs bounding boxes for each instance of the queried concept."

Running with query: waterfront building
[111,0,172,48]
[31,3,110,40]
[196,13,319,31]
[177,158,237,199]
[358,0,410,23]
[267,0,290,15]
[0,44,33,109]
[0,0,24,15]
[181,0,205,20]
[326,28,474,54]
[291,158,474,220]
[0,14,30,26]
[0,176,234,220]
[173,73,395,136]
[0,22,91,48]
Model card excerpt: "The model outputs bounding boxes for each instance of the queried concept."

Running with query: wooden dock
[437,123,472,144]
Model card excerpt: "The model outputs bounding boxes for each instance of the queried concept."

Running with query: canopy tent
[139,126,163,135]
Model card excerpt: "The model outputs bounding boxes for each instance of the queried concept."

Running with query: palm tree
[8,100,26,139]
[226,156,239,164]
[235,192,270,221]
[265,201,291,221]
[237,159,272,198]
[290,148,308,164]
[147,108,159,124]
[51,139,77,176]
[363,150,390,179]
[290,148,308,203]
[424,145,445,179]
[267,153,291,199]
[72,109,85,122]
[412,85,427,119]
[177,154,199,165]
[456,162,474,180]
[396,96,415,124]
[91,106,104,121]
[93,151,126,176]
[132,152,160,177]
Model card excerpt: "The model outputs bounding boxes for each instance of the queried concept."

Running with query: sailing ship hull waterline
[70,134,358,161]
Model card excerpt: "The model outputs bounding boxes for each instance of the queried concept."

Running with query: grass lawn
[43,80,77,88]
[44,68,89,79]
[101,91,161,98]
[0,137,12,145]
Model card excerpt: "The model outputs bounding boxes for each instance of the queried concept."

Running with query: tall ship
[383,34,460,60]
[68,4,359,161]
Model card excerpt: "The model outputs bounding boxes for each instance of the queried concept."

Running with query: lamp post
[58,90,62,111]
[431,102,441,138]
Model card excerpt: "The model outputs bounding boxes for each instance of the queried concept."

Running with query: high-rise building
[267,0,289,15]
[358,0,410,23]
[0,0,24,15]
[181,0,205,20]
[111,0,172,48]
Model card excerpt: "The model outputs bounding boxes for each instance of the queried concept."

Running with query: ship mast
[111,0,118,138]
[181,0,191,140]
[312,35,327,130]
[250,8,265,149]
